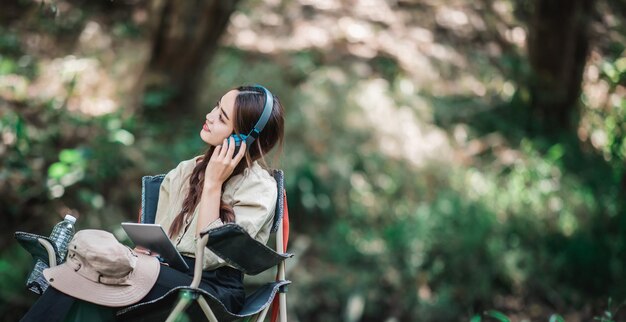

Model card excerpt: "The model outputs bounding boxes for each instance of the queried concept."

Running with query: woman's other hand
[133,246,160,257]
[133,246,169,266]
[204,137,246,188]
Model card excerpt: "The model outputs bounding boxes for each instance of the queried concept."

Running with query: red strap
[270,190,290,322]
[282,192,290,252]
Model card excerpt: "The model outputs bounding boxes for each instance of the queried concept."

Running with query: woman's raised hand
[204,137,246,189]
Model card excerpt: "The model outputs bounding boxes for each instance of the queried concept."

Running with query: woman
[142,84,285,312]
[21,85,285,321]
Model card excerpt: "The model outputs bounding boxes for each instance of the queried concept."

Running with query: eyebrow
[217,99,230,121]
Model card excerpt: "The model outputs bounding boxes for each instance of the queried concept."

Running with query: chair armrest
[15,232,60,267]
[190,234,209,288]
[200,224,293,275]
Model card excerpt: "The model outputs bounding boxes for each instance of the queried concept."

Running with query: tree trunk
[141,0,240,115]
[526,0,593,133]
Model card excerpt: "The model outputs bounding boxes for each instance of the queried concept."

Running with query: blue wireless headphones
[229,85,274,151]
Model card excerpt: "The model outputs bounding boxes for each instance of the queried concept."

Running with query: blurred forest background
[1,0,625,321]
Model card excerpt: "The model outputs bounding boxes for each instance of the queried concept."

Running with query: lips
[202,123,210,132]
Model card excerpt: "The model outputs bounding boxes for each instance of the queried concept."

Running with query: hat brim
[44,253,160,307]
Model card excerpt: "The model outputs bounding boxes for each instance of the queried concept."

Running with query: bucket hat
[44,229,160,307]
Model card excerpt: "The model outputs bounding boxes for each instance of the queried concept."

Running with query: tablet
[121,223,190,272]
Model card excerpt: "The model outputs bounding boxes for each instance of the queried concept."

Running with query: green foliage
[469,306,621,322]
[370,55,401,82]
[0,24,146,313]
[143,87,178,109]
[0,26,22,56]
[471,311,566,322]
[0,27,37,79]
[593,298,626,322]
[0,244,33,300]
[111,21,143,39]
[600,56,626,87]
[204,43,626,319]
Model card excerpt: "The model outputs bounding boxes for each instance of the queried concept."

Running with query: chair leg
[275,218,288,322]
[197,295,219,322]
[165,290,194,322]
[279,292,287,322]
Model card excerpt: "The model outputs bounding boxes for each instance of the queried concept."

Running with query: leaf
[143,89,175,108]
[48,162,70,179]
[59,149,81,164]
[615,57,626,73]
[470,315,482,322]
[484,310,510,322]
[111,129,135,146]
[602,61,619,84]
[549,314,565,322]
[546,144,565,162]
[14,115,25,141]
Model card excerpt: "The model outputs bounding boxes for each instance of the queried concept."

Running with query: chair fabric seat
[203,224,292,275]
[117,280,291,322]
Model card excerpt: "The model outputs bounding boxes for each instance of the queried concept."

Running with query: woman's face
[200,90,238,146]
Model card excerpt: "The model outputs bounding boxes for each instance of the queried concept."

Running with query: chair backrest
[140,170,285,230]
[140,174,166,225]
[270,170,284,234]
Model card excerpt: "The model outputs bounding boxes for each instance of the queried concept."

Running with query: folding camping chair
[16,169,293,322]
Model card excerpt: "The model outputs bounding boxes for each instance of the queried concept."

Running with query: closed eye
[215,99,228,123]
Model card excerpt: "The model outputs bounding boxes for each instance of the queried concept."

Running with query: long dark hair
[168,86,285,238]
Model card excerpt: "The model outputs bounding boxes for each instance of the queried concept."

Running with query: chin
[200,133,222,146]
[199,131,211,145]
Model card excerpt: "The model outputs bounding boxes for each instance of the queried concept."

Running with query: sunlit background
[1,0,625,321]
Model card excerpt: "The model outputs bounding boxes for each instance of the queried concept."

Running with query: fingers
[226,136,236,158]
[232,141,246,164]
[214,137,240,162]
[212,143,222,159]
[205,137,244,186]
[218,138,229,159]
[134,247,158,257]
[134,246,150,255]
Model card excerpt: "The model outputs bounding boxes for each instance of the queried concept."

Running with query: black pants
[21,257,244,322]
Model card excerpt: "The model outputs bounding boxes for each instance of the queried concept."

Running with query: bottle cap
[64,214,77,224]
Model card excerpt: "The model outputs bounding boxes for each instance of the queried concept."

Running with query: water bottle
[49,214,77,261]
[26,214,77,294]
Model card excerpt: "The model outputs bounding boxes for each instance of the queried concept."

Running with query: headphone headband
[245,85,274,146]
[231,85,274,148]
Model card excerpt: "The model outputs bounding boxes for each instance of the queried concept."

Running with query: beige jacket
[155,157,277,270]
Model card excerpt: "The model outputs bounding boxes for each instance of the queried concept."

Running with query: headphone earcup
[229,134,246,156]
[230,134,246,147]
